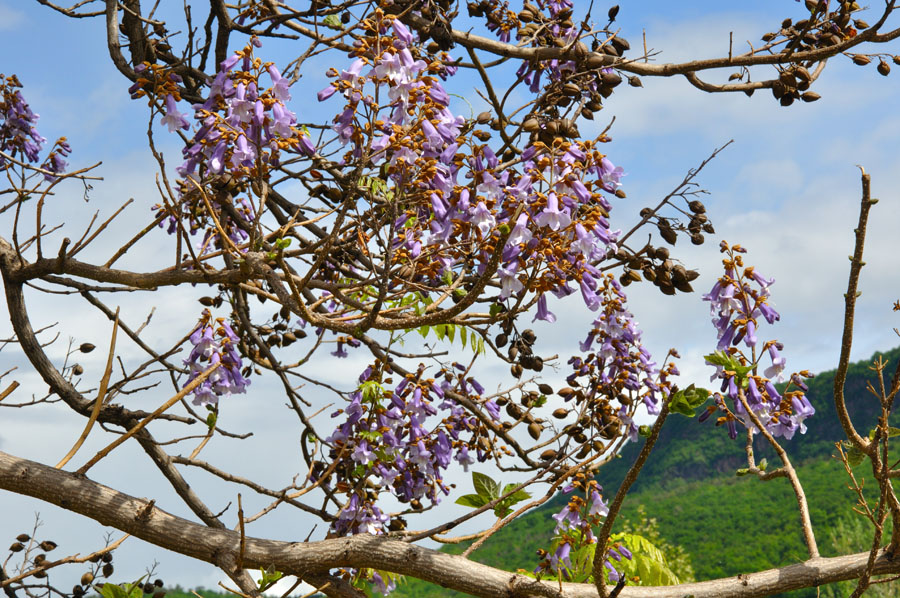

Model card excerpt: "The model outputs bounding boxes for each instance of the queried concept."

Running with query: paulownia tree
[1,0,900,597]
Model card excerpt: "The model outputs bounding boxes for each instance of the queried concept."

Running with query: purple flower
[267,65,291,101]
[534,193,571,231]
[471,201,495,236]
[533,294,557,323]
[317,85,337,102]
[160,95,190,132]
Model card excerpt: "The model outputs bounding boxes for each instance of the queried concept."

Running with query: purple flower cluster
[177,40,313,180]
[183,309,250,406]
[317,14,626,318]
[566,274,670,444]
[1,74,70,181]
[702,242,814,440]
[324,363,490,537]
[536,476,631,582]
[143,40,315,251]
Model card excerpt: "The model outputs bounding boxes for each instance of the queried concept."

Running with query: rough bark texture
[2,450,899,598]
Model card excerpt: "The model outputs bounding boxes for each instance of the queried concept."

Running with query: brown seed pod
[79,343,95,354]
[690,233,705,246]
[72,364,84,376]
[580,108,594,120]
[674,278,694,293]
[600,72,622,88]
[582,54,607,70]
[771,81,785,100]
[877,60,891,76]
[628,76,643,88]
[552,407,569,419]
[659,225,677,245]
[778,71,797,88]
[563,82,581,96]
[540,448,558,461]
[852,54,872,66]
[528,422,542,440]
[800,91,821,102]
[522,118,540,132]
[688,200,706,213]
[610,36,630,54]
[538,383,554,395]
[521,329,537,345]
[511,363,523,379]
[476,111,492,124]
[39,541,57,552]
[102,563,114,578]
[9,542,24,552]
[81,573,95,586]
[654,246,670,260]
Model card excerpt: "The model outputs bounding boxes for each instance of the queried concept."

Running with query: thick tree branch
[3,450,900,598]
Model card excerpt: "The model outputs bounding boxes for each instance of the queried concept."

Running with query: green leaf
[460,327,468,349]
[500,484,531,503]
[205,411,217,430]
[610,533,682,586]
[418,326,430,339]
[758,458,768,471]
[669,385,710,417]
[489,304,502,317]
[847,445,866,467]
[704,351,734,368]
[638,425,652,438]
[868,426,900,440]
[736,468,751,476]
[359,380,384,403]
[322,14,342,29]
[455,494,488,509]
[472,471,500,500]
[98,584,129,598]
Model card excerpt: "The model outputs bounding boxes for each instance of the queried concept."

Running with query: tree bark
[2,450,899,598]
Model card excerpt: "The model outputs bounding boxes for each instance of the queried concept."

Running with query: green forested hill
[393,347,900,598]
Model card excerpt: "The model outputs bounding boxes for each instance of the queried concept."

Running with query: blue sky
[2,0,900,592]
